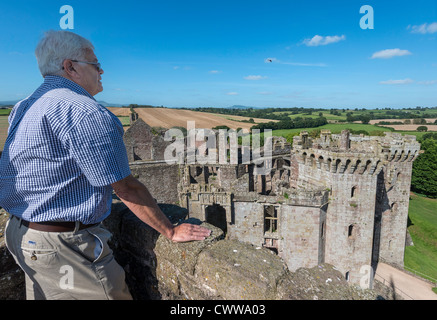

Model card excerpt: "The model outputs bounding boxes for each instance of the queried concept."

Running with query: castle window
[348,224,354,238]
[264,205,278,234]
[317,156,324,169]
[351,186,357,198]
[327,158,332,171]
[321,222,325,239]
[310,154,316,168]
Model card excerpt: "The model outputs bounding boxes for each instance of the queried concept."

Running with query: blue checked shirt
[0,75,131,224]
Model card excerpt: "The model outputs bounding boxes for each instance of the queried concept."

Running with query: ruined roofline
[180,181,329,208]
[292,130,421,169]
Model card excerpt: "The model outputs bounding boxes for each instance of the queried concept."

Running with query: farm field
[106,107,132,117]
[379,124,437,132]
[271,123,394,138]
[369,118,437,124]
[120,107,277,130]
[365,119,437,132]
[0,116,8,151]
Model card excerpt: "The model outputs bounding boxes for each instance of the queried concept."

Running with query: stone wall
[130,162,180,204]
[123,119,171,162]
[0,210,25,300]
[280,204,327,272]
[104,200,381,300]
[376,160,413,266]
[0,204,391,300]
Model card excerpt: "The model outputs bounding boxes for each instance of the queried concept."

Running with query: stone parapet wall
[104,201,380,300]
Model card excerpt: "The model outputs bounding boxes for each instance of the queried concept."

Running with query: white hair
[35,30,94,77]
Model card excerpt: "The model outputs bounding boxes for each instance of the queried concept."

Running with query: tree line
[411,132,437,198]
[250,116,328,132]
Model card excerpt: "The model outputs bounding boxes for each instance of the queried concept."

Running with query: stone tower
[291,130,420,284]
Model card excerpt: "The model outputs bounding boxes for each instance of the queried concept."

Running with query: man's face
[72,49,104,96]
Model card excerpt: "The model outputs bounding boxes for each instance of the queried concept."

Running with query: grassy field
[272,123,394,139]
[0,116,9,151]
[405,193,437,284]
[117,116,131,126]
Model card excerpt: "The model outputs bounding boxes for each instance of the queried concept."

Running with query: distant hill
[0,100,19,106]
[230,105,259,109]
[97,101,124,107]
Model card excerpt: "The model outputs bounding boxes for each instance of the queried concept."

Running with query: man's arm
[111,174,211,242]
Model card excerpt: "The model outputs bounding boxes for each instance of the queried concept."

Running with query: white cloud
[379,78,414,85]
[408,22,437,34]
[244,75,267,80]
[371,48,412,59]
[209,70,221,74]
[303,34,346,46]
[173,66,191,70]
[418,80,437,85]
[226,92,239,95]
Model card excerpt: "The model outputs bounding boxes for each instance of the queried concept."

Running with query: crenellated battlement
[292,130,421,176]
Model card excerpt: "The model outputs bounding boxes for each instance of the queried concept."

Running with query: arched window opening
[351,186,357,198]
[348,224,354,238]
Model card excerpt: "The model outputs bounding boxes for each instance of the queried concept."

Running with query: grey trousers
[5,215,132,300]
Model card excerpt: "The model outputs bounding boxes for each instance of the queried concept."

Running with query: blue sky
[0,0,436,109]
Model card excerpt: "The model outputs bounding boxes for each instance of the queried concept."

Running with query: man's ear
[62,59,78,78]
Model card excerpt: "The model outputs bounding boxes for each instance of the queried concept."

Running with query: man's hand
[170,223,211,243]
[112,175,211,243]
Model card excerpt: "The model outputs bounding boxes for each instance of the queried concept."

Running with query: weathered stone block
[154,220,223,276]
[195,240,289,300]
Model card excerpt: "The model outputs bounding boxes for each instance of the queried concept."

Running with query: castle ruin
[124,119,420,288]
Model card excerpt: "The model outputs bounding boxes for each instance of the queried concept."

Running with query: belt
[22,220,98,232]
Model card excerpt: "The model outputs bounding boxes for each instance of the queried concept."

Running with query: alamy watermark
[163,121,273,175]
[59,4,374,32]
[59,265,74,290]
[360,5,374,30]
[359,264,374,289]
[59,5,74,30]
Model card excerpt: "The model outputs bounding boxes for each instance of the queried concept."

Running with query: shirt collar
[42,75,96,101]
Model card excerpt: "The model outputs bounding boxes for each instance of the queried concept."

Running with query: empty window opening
[321,222,325,239]
[348,224,354,238]
[264,205,278,234]
[205,204,227,234]
[351,186,357,198]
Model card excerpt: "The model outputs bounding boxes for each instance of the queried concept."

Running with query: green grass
[389,131,432,140]
[272,111,346,121]
[272,123,393,138]
[404,193,437,283]
[117,116,130,126]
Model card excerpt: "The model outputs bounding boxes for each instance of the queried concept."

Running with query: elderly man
[0,30,210,300]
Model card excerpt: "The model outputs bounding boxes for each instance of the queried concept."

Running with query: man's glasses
[63,59,102,72]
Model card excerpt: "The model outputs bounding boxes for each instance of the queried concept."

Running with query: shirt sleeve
[65,109,131,187]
